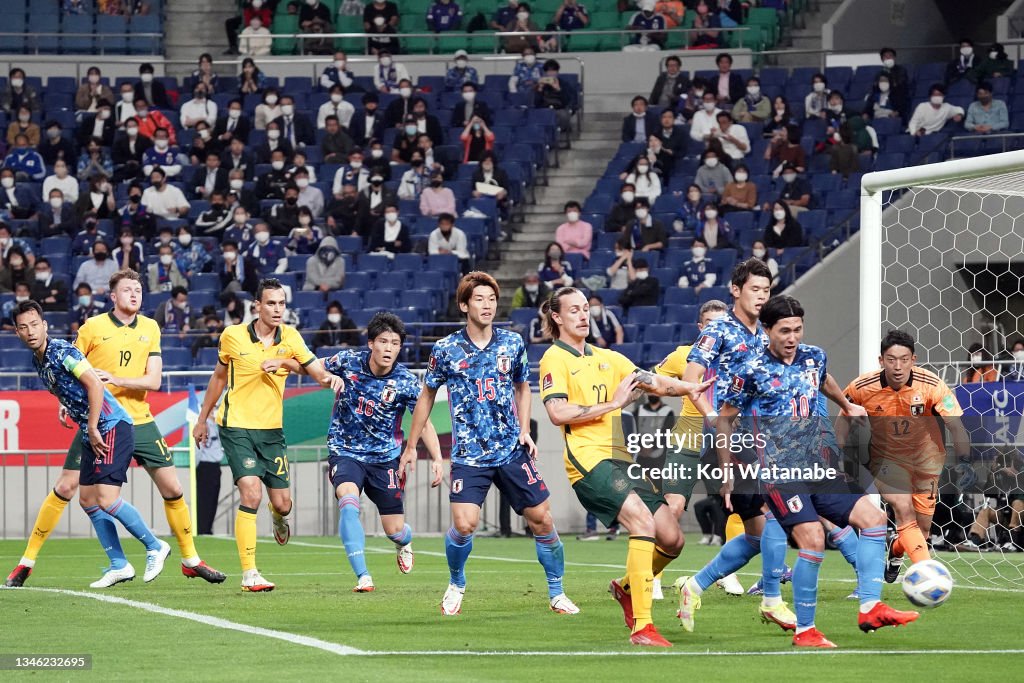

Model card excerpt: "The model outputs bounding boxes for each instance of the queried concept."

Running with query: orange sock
[895,521,929,564]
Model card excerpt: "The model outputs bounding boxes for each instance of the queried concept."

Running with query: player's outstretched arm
[682,361,717,416]
[544,374,637,427]
[94,355,163,391]
[193,363,228,446]
[637,371,713,401]
[821,373,867,417]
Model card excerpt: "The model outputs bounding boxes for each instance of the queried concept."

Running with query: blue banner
[956,382,1024,452]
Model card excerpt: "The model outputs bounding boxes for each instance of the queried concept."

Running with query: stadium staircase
[489,112,624,312]
[770,0,843,68]
[164,0,237,74]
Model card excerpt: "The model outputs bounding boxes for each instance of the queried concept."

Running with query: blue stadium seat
[610,343,642,364]
[163,348,193,370]
[28,13,60,53]
[0,14,26,52]
[190,273,220,292]
[195,347,220,367]
[509,308,535,330]
[698,286,730,304]
[663,288,698,306]
[643,324,677,343]
[328,290,362,311]
[61,14,94,53]
[96,15,129,53]
[627,306,660,325]
[364,289,398,309]
[293,290,326,310]
[359,254,392,274]
[527,344,551,364]
[399,289,435,312]
[662,304,698,325]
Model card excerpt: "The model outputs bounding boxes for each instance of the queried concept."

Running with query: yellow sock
[23,490,69,563]
[621,547,677,593]
[236,505,258,572]
[725,513,744,541]
[627,536,655,633]
[163,495,198,562]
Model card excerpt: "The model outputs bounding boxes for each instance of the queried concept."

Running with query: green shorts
[65,421,172,471]
[645,449,701,505]
[220,426,290,489]
[571,459,665,529]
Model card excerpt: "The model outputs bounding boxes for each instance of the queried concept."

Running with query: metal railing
[949,132,1024,158]
[0,32,163,56]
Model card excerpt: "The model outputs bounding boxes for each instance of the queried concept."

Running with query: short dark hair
[563,200,581,212]
[256,278,284,301]
[759,295,804,329]
[170,286,188,299]
[929,83,946,96]
[326,300,343,313]
[880,330,916,355]
[665,55,681,67]
[35,257,50,268]
[437,212,455,225]
[879,47,896,58]
[367,311,407,343]
[631,95,647,106]
[731,258,773,289]
[13,299,43,324]
[716,52,733,66]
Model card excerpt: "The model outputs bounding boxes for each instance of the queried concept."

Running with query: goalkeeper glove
[954,458,977,491]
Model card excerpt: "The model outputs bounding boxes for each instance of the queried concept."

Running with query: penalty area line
[19,587,365,656]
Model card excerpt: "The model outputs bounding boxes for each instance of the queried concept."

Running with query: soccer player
[192,278,337,592]
[839,330,972,582]
[715,295,919,647]
[538,286,712,647]
[6,269,224,588]
[675,259,865,632]
[10,300,168,587]
[402,272,578,617]
[292,312,443,592]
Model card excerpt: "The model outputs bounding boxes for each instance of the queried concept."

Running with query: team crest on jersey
[428,354,437,371]
[786,495,803,513]
[381,386,397,403]
[243,457,257,469]
[911,405,924,416]
[613,477,629,492]
[139,335,149,342]
[942,394,955,411]
[697,335,716,352]
[599,363,609,371]
[497,355,512,374]
[730,376,745,393]
[542,373,553,391]
[805,370,819,388]
[277,348,286,356]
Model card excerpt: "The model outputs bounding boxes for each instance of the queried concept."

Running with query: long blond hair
[539,286,584,340]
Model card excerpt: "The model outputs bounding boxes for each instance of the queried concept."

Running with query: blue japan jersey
[424,327,529,468]
[723,344,835,481]
[324,349,422,463]
[32,338,132,438]
[686,310,768,410]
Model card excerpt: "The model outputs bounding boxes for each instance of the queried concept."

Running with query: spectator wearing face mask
[509,48,543,94]
[39,121,76,167]
[606,183,637,234]
[428,213,470,272]
[304,237,346,290]
[878,47,909,106]
[326,182,371,239]
[43,159,79,204]
[452,82,492,129]
[239,14,272,56]
[538,241,574,287]
[732,77,770,123]
[620,198,666,252]
[292,168,323,217]
[768,162,811,215]
[427,0,462,32]
[804,73,829,120]
[286,207,324,256]
[624,155,662,202]
[373,52,410,93]
[253,88,283,131]
[627,0,667,51]
[397,154,430,201]
[946,38,979,85]
[420,172,456,217]
[712,110,749,160]
[175,227,212,278]
[650,55,690,110]
[762,200,804,254]
[74,241,118,294]
[155,286,194,337]
[1004,339,1024,382]
[673,184,705,233]
[587,295,623,348]
[149,243,189,292]
[694,149,732,196]
[1,68,40,115]
[194,190,233,237]
[361,172,396,223]
[71,282,106,333]
[75,174,117,221]
[695,202,734,249]
[218,239,253,294]
[112,117,152,182]
[978,43,1014,81]
[503,3,542,54]
[965,82,1008,135]
[314,301,360,350]
[247,222,288,275]
[677,237,717,293]
[445,50,479,91]
[6,106,39,147]
[616,257,659,312]
[268,184,303,235]
[766,124,805,176]
[962,342,998,383]
[141,128,182,179]
[76,136,113,181]
[555,201,593,260]
[75,67,115,115]
[71,214,110,256]
[511,270,550,310]
[131,98,176,145]
[29,257,68,311]
[862,73,905,122]
[909,84,964,137]
[621,95,659,143]
[4,134,45,182]
[750,239,780,288]
[720,164,755,214]
[368,204,411,254]
[39,189,78,238]
[117,182,156,239]
[112,229,144,271]
[690,91,722,142]
[114,84,137,125]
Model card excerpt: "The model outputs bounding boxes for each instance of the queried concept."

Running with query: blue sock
[761,514,787,599]
[104,498,159,552]
[83,505,128,570]
[829,525,859,569]
[793,549,824,629]
[386,523,412,547]
[445,527,473,589]
[857,526,886,605]
[534,530,565,599]
[695,533,761,592]
[338,495,368,578]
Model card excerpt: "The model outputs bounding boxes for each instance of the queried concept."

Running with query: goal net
[860,150,1024,589]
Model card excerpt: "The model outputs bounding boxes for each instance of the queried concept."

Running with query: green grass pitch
[3,536,1022,681]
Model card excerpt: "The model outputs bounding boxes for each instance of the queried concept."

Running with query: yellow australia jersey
[216,321,316,430]
[539,340,639,484]
[75,312,162,424]
[655,344,715,452]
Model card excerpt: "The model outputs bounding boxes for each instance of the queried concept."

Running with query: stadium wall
[824,0,954,53]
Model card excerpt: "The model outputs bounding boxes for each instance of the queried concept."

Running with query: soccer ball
[901,559,953,609]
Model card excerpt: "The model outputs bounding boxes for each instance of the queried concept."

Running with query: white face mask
[296,178,310,189]
[1,177,14,188]
[462,91,476,103]
[621,191,634,203]
[878,81,890,93]
[15,295,28,302]
[268,130,281,140]
[524,283,538,293]
[370,149,383,159]
[330,93,343,104]
[281,104,294,116]
[1014,350,1024,362]
[961,46,973,57]
[990,50,999,60]
[704,209,717,220]
[10,78,23,88]
[590,305,602,316]
[634,208,648,220]
[773,209,786,221]
[399,87,412,98]
[704,157,719,168]
[456,59,468,69]
[265,94,278,105]
[734,171,748,182]
[234,212,248,224]
[254,231,270,244]
[813,81,825,93]
[385,212,398,223]
[179,234,192,246]
[49,198,63,210]
[746,86,760,97]
[271,160,284,170]
[752,247,766,258]
[335,59,346,70]
[229,108,241,119]
[199,129,211,140]
[636,164,649,174]
[782,173,797,184]
[88,74,100,84]
[692,246,706,259]
[971,353,983,363]
[140,73,153,83]
[223,250,237,261]
[230,178,244,190]
[566,211,579,222]
[635,270,649,280]
[517,11,529,21]
[882,58,895,69]
[126,126,138,136]
[155,139,168,150]
[524,54,536,66]
[160,254,173,265]
[121,91,134,102]
[930,95,944,106]
[327,313,342,324]
[702,101,715,112]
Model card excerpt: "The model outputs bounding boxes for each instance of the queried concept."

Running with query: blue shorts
[328,455,405,516]
[761,477,864,529]
[79,420,136,487]
[729,492,767,521]
[450,449,549,514]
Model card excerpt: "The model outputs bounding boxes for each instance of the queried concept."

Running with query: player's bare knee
[453,518,477,536]
[524,506,553,535]
[657,524,683,554]
[54,479,78,501]
[269,490,292,516]
[791,523,824,552]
